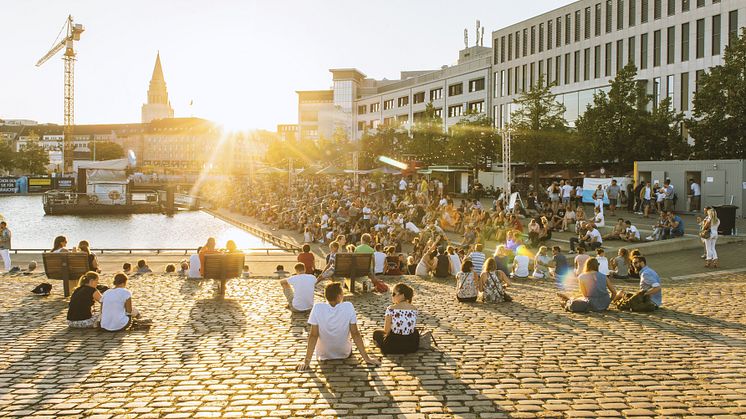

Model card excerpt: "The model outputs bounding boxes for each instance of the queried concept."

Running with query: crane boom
[35,38,67,67]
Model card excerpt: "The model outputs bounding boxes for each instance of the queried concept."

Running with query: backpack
[616,290,657,312]
[31,283,53,296]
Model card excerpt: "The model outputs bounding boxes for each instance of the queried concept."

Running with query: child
[242,264,251,278]
[122,262,132,274]
[274,265,290,278]
[319,241,339,280]
[595,248,609,276]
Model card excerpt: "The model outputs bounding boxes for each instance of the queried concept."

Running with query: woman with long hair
[67,271,103,328]
[702,208,720,268]
[51,236,69,253]
[455,259,479,302]
[480,257,511,303]
[372,283,419,354]
[77,240,100,272]
[558,258,618,312]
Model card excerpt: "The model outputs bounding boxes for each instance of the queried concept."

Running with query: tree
[575,63,688,164]
[15,143,49,174]
[447,111,500,175]
[0,140,13,173]
[93,141,124,160]
[409,102,448,165]
[510,74,570,187]
[689,28,746,159]
[359,125,406,169]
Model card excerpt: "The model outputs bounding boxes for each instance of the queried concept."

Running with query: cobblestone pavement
[1,272,746,418]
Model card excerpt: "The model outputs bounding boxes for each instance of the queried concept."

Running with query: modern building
[141,52,175,123]
[296,90,335,141]
[276,124,299,142]
[491,0,746,128]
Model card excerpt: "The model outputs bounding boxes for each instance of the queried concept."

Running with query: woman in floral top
[372,283,419,354]
[455,259,478,302]
[480,257,512,303]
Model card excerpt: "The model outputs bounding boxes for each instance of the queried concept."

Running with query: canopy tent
[316,166,346,175]
[75,158,129,171]
[256,166,287,174]
[370,166,401,175]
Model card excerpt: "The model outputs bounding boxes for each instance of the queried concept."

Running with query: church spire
[142,51,174,123]
[151,51,165,82]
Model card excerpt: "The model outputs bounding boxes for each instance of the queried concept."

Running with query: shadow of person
[178,277,203,296]
[176,298,247,364]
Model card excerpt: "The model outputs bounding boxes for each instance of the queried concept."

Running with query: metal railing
[7,247,295,256]
[42,190,161,205]
[203,209,301,253]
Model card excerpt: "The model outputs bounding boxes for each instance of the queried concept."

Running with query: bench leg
[64,279,76,297]
[218,279,227,298]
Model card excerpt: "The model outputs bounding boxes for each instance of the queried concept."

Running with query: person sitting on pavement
[274,264,290,278]
[569,222,602,253]
[100,273,150,331]
[595,248,610,276]
[455,259,479,302]
[297,244,319,276]
[280,263,320,313]
[372,283,420,354]
[532,246,552,279]
[415,244,438,278]
[298,282,380,371]
[623,220,641,242]
[558,258,619,312]
[122,262,132,275]
[433,246,452,279]
[609,248,629,279]
[603,218,626,241]
[164,264,176,274]
[51,235,69,253]
[178,261,189,276]
[632,256,662,308]
[198,237,220,276]
[447,246,462,276]
[135,259,152,274]
[67,271,103,329]
[511,250,531,279]
[573,246,590,277]
[468,243,486,274]
[480,257,512,303]
[187,247,202,278]
[663,211,685,239]
[549,246,570,287]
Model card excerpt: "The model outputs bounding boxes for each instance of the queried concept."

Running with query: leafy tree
[359,125,406,169]
[576,63,688,164]
[447,111,500,176]
[510,74,569,187]
[0,140,13,173]
[689,28,746,159]
[15,143,49,174]
[409,102,448,165]
[93,141,124,160]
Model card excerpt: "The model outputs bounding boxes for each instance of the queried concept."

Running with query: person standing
[702,208,720,268]
[689,179,701,212]
[592,185,605,215]
[626,181,635,212]
[0,221,11,273]
[663,179,675,212]
[606,180,621,216]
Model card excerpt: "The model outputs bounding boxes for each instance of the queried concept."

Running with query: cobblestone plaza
[1,270,745,418]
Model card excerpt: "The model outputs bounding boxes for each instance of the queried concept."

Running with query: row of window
[356,101,486,130]
[495,0,726,65]
[357,78,485,114]
[497,10,738,97]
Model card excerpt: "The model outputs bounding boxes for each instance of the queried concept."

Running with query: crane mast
[36,15,84,175]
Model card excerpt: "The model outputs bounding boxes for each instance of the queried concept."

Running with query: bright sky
[0,0,573,132]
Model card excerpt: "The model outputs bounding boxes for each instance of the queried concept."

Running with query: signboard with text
[0,177,17,194]
[28,176,52,193]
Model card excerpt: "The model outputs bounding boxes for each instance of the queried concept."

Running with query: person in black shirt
[433,247,452,278]
[67,271,103,328]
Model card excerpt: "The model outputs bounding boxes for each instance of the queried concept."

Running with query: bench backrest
[334,253,372,278]
[42,252,91,280]
[203,253,245,280]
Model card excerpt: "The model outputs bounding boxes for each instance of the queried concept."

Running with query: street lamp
[498,126,513,199]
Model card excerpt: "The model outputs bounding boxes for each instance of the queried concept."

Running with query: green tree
[409,102,448,164]
[447,111,500,175]
[15,143,49,174]
[689,28,746,159]
[576,63,688,164]
[359,125,406,169]
[93,141,124,160]
[0,140,14,173]
[510,75,569,187]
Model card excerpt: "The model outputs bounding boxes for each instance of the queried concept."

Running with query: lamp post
[499,126,513,199]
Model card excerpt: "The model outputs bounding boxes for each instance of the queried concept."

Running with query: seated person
[319,241,340,279]
[242,264,251,278]
[558,258,619,312]
[280,263,320,313]
[569,222,603,253]
[591,207,605,228]
[663,211,685,239]
[187,247,202,278]
[574,246,590,277]
[561,205,576,232]
[455,259,479,302]
[609,248,629,279]
[135,259,152,274]
[101,273,149,331]
[67,271,103,328]
[511,251,531,279]
[224,239,242,253]
[595,248,610,276]
[165,264,176,274]
[633,256,662,308]
[178,261,189,276]
[122,262,132,274]
[646,213,669,241]
[297,282,380,371]
[549,246,570,288]
[480,257,512,302]
[433,247,452,279]
[603,218,627,240]
[297,244,320,275]
[623,221,641,242]
[274,264,290,278]
[372,243,387,276]
[532,246,552,279]
[372,283,420,354]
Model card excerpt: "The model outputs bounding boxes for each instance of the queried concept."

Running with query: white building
[491,0,746,128]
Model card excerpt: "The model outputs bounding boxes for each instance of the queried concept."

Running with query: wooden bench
[42,252,91,297]
[202,253,245,298]
[332,253,373,293]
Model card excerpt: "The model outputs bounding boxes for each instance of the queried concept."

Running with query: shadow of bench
[332,253,372,294]
[42,252,91,297]
[203,253,245,298]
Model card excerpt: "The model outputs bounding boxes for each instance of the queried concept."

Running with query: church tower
[141,52,174,123]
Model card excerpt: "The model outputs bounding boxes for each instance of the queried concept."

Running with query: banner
[28,176,52,193]
[0,177,17,194]
[55,177,75,190]
[581,177,631,204]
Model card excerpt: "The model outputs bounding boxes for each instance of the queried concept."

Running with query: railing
[42,189,160,206]
[203,209,301,253]
[7,247,295,256]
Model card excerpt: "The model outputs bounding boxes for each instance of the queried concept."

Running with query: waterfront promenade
[2,269,746,417]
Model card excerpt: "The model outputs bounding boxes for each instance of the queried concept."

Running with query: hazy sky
[1,0,573,131]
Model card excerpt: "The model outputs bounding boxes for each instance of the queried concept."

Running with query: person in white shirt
[592,207,605,228]
[398,178,407,191]
[298,282,380,371]
[187,247,202,278]
[512,254,530,279]
[689,179,701,211]
[373,243,387,275]
[561,181,573,206]
[100,273,148,331]
[280,263,320,312]
[595,248,609,276]
[623,220,641,242]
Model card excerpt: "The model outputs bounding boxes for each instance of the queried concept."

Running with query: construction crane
[36,15,84,174]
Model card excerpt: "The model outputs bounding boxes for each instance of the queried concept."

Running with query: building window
[556,56,562,85]
[584,48,591,80]
[370,103,380,112]
[575,10,581,42]
[413,92,425,104]
[539,60,545,83]
[680,72,689,110]
[682,0,690,12]
[667,74,675,105]
[629,0,636,26]
[585,7,592,38]
[397,96,409,107]
[696,18,705,58]
[531,25,536,54]
[574,51,580,83]
[696,0,703,7]
[358,105,367,114]
[595,3,602,36]
[448,104,463,118]
[430,88,442,101]
[434,108,443,118]
[695,69,704,92]
[557,17,562,47]
[468,101,484,113]
[547,20,553,50]
[654,30,662,66]
[530,62,535,89]
[547,57,554,83]
[594,45,601,78]
[681,22,690,61]
[565,14,571,44]
[507,68,513,95]
[605,43,612,76]
[383,99,394,110]
[508,33,513,60]
[653,77,661,108]
[522,64,527,92]
[641,33,649,69]
[606,0,612,33]
[654,0,662,19]
[617,0,624,30]
[500,71,506,97]
[539,23,545,52]
[729,10,740,44]
[565,53,571,84]
[501,36,506,62]
[515,66,520,92]
[523,28,528,56]
[668,0,675,15]
[357,121,365,131]
[516,31,521,58]
[642,0,649,22]
[469,78,485,92]
[383,117,394,126]
[448,83,463,96]
[628,36,636,65]
[712,14,721,56]
[666,26,675,64]
[616,39,624,72]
